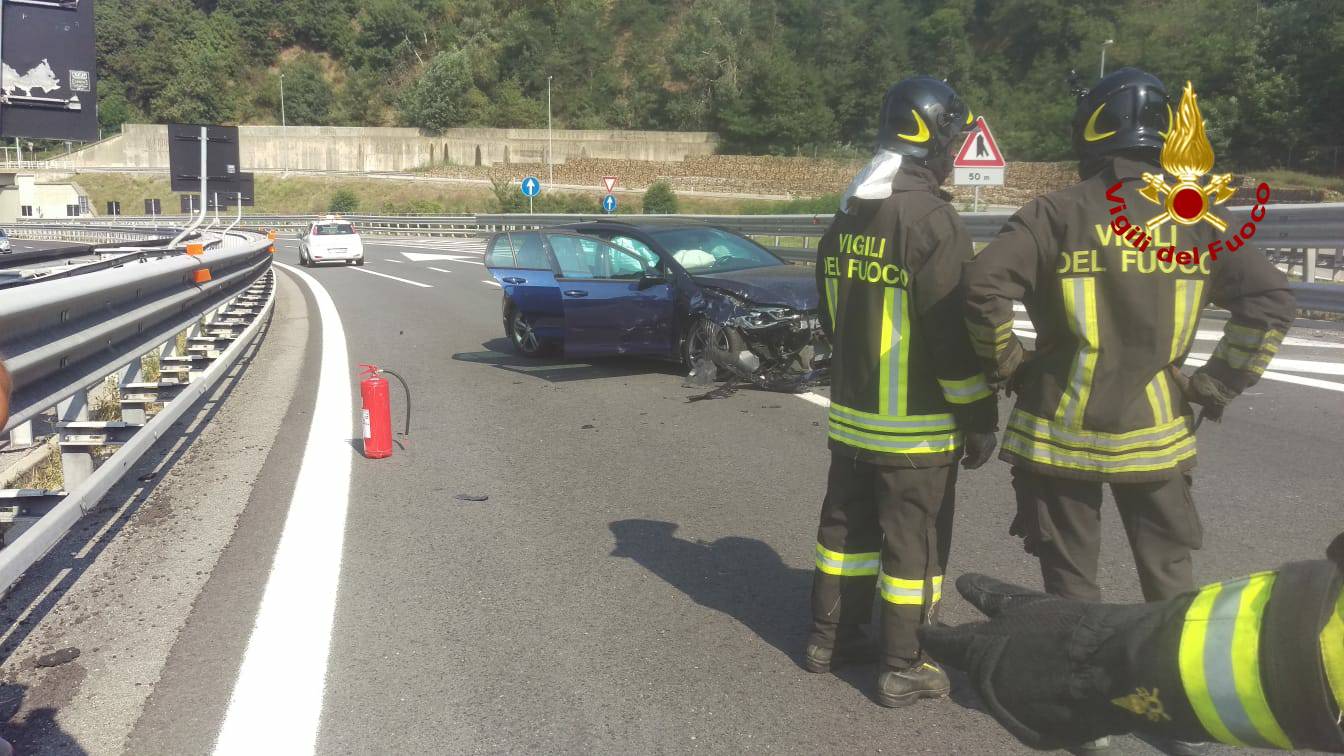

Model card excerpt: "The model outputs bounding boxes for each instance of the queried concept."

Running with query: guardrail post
[1304,248,1318,283]
[7,421,33,449]
[57,391,93,490]
[118,358,147,426]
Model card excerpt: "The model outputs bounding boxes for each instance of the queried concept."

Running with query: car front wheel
[508,308,546,357]
[682,317,727,376]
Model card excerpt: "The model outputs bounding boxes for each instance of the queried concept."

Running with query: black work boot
[803,624,877,673]
[876,661,950,707]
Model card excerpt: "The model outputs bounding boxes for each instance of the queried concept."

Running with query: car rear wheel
[508,308,547,357]
[355,258,365,266]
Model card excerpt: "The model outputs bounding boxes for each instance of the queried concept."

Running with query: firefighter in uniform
[962,68,1296,606]
[808,77,998,708]
[920,532,1344,754]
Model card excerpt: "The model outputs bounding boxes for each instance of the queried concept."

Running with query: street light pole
[547,76,553,187]
[280,72,288,175]
[1100,39,1114,79]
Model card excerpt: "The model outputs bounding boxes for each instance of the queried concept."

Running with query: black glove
[1172,369,1234,423]
[917,574,1157,751]
[962,432,998,470]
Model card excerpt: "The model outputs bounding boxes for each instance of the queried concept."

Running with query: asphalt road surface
[2,236,1342,755]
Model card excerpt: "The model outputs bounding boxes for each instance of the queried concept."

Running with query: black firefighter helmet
[875,76,973,165]
[1071,67,1171,163]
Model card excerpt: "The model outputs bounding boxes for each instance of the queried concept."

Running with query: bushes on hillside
[328,188,359,213]
[642,182,679,214]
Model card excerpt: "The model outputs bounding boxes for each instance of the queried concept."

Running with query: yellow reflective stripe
[815,543,880,576]
[939,375,992,404]
[1321,587,1344,715]
[1170,279,1205,361]
[879,288,896,415]
[1178,573,1292,750]
[897,292,911,416]
[828,425,961,455]
[1145,376,1168,425]
[1055,277,1099,429]
[828,403,957,432]
[825,277,838,329]
[1213,326,1284,375]
[1008,410,1190,453]
[879,574,943,605]
[1003,430,1196,475]
[967,319,1015,357]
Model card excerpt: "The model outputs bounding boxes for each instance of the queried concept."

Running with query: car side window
[608,235,661,271]
[486,235,516,267]
[512,232,550,269]
[549,235,647,280]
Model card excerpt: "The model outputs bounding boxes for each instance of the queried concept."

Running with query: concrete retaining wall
[64,124,720,171]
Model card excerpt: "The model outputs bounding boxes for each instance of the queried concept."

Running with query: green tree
[277,55,335,126]
[642,182,680,214]
[399,50,482,132]
[716,41,837,154]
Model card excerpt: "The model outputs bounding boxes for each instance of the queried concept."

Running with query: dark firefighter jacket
[816,163,996,468]
[963,156,1295,482]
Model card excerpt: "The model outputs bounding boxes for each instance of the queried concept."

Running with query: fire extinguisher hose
[379,368,412,439]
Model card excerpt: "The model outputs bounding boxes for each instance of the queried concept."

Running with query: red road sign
[955,117,1005,168]
[602,176,618,193]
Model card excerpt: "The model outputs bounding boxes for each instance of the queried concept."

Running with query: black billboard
[217,172,255,207]
[1,0,98,141]
[180,194,200,213]
[105,200,120,215]
[144,198,161,215]
[167,124,241,193]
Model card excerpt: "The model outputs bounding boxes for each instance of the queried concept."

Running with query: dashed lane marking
[214,263,353,755]
[350,267,433,289]
[428,267,452,274]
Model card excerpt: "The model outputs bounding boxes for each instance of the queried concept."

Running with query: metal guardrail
[0,230,275,595]
[13,204,1343,311]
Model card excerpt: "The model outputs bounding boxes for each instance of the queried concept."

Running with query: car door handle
[563,290,589,298]
[502,276,526,284]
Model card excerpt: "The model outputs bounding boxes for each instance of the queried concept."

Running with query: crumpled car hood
[692,266,818,310]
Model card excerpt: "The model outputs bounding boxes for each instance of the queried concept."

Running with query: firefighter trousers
[810,451,956,669]
[1010,467,1203,602]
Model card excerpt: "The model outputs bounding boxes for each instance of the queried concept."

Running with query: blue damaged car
[484,221,829,390]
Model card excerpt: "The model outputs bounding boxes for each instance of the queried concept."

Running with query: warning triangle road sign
[955,117,1006,168]
[602,176,618,193]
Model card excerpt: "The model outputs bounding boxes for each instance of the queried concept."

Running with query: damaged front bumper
[691,302,831,393]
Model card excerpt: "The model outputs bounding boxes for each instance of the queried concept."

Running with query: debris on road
[34,647,80,668]
[453,494,489,502]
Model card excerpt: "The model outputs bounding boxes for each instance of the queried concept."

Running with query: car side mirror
[637,272,667,290]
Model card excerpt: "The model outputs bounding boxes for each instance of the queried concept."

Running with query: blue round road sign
[521,177,541,197]
[602,194,617,213]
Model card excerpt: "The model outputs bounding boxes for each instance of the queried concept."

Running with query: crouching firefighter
[962,68,1295,606]
[806,76,999,708]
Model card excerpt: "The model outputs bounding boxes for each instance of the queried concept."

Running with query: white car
[299,218,364,266]
[0,229,11,254]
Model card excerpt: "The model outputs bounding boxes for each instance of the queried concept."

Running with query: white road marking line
[1183,355,1344,393]
[215,263,353,755]
[400,251,485,265]
[482,279,501,287]
[1011,321,1344,350]
[350,267,433,288]
[1186,353,1344,376]
[383,259,402,264]
[797,391,829,408]
[428,267,452,273]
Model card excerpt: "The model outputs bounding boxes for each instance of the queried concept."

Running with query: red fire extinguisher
[358,364,411,459]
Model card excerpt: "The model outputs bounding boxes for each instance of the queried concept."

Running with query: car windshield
[648,228,781,274]
[313,223,355,236]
